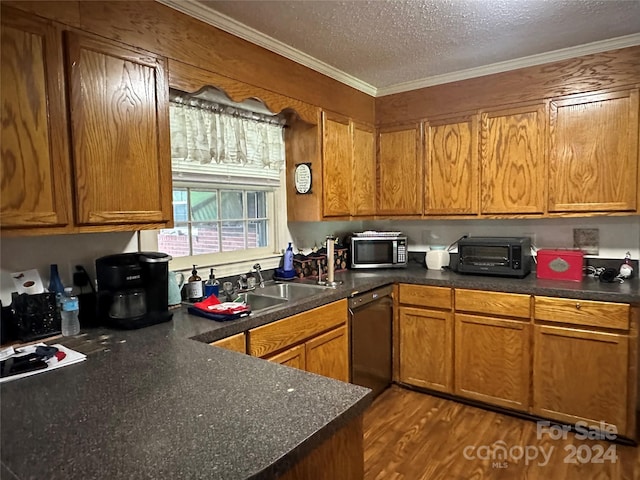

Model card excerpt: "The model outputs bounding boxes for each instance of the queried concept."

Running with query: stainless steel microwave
[457,236,531,278]
[349,232,408,269]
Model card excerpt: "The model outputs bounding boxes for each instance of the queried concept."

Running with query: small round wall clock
[294,163,312,194]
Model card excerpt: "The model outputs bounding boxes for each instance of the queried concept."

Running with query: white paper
[10,269,45,295]
[0,343,87,383]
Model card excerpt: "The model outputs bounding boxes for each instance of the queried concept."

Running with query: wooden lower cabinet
[266,344,306,370]
[249,300,349,382]
[454,313,530,410]
[265,326,348,382]
[306,325,349,382]
[398,306,453,392]
[210,332,246,353]
[533,324,629,434]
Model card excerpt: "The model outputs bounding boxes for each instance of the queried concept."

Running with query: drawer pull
[575,303,581,310]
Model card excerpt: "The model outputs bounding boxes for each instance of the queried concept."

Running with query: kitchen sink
[236,292,288,312]
[253,282,331,300]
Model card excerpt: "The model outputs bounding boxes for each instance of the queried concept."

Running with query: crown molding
[376,33,640,97]
[157,0,640,99]
[156,0,377,96]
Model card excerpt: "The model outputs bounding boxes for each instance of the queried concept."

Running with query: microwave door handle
[392,241,398,264]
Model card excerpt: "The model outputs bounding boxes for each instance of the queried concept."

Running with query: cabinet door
[424,116,478,215]
[266,344,306,371]
[533,324,628,433]
[377,124,422,215]
[66,32,172,226]
[480,104,546,214]
[305,325,349,382]
[548,89,639,212]
[322,111,351,217]
[399,307,453,393]
[1,7,72,230]
[455,314,530,410]
[210,333,246,353]
[351,122,376,216]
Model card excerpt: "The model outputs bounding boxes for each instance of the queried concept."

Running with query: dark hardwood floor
[363,386,640,480]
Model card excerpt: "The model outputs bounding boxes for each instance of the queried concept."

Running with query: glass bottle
[48,264,65,305]
[186,265,203,302]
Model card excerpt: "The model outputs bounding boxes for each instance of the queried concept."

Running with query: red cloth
[192,295,249,315]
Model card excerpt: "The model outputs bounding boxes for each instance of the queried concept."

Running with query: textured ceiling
[190,0,640,94]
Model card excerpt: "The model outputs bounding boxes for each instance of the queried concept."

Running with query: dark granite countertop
[1,266,638,479]
[186,266,640,344]
[0,320,370,480]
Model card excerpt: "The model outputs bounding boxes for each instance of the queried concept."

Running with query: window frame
[139,169,289,277]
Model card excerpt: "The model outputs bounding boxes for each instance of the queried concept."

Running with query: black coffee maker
[96,252,172,329]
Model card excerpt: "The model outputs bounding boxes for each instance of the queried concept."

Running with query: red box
[536,249,584,282]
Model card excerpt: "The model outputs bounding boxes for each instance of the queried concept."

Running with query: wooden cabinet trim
[169,58,320,125]
[249,300,348,357]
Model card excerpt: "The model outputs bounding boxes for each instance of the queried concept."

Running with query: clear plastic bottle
[61,287,80,336]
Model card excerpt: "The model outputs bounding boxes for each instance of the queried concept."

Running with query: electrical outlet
[421,230,432,244]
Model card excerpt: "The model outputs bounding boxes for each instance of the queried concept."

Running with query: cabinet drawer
[535,296,629,330]
[249,300,348,357]
[455,289,531,318]
[399,284,451,309]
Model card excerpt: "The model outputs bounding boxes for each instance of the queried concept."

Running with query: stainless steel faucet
[253,263,265,288]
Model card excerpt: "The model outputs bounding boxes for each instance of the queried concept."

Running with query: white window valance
[169,94,286,185]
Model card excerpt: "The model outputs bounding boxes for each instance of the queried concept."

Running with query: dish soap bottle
[284,242,294,272]
[204,268,219,298]
[186,265,203,302]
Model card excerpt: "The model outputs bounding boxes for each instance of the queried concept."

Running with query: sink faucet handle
[252,263,265,288]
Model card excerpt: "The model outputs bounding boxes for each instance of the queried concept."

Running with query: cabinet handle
[575,302,581,310]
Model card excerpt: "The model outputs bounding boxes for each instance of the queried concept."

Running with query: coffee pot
[96,252,172,329]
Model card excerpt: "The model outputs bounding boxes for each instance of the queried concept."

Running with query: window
[140,88,290,274]
[158,186,271,258]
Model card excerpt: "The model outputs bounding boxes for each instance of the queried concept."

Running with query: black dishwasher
[348,285,393,398]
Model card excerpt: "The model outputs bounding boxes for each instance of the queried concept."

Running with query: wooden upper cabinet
[548,89,639,213]
[480,104,546,214]
[322,111,352,217]
[351,122,376,216]
[66,32,172,225]
[1,7,72,230]
[424,116,478,215]
[377,124,423,215]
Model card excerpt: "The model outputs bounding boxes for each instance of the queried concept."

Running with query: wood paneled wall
[5,0,375,123]
[376,46,640,125]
